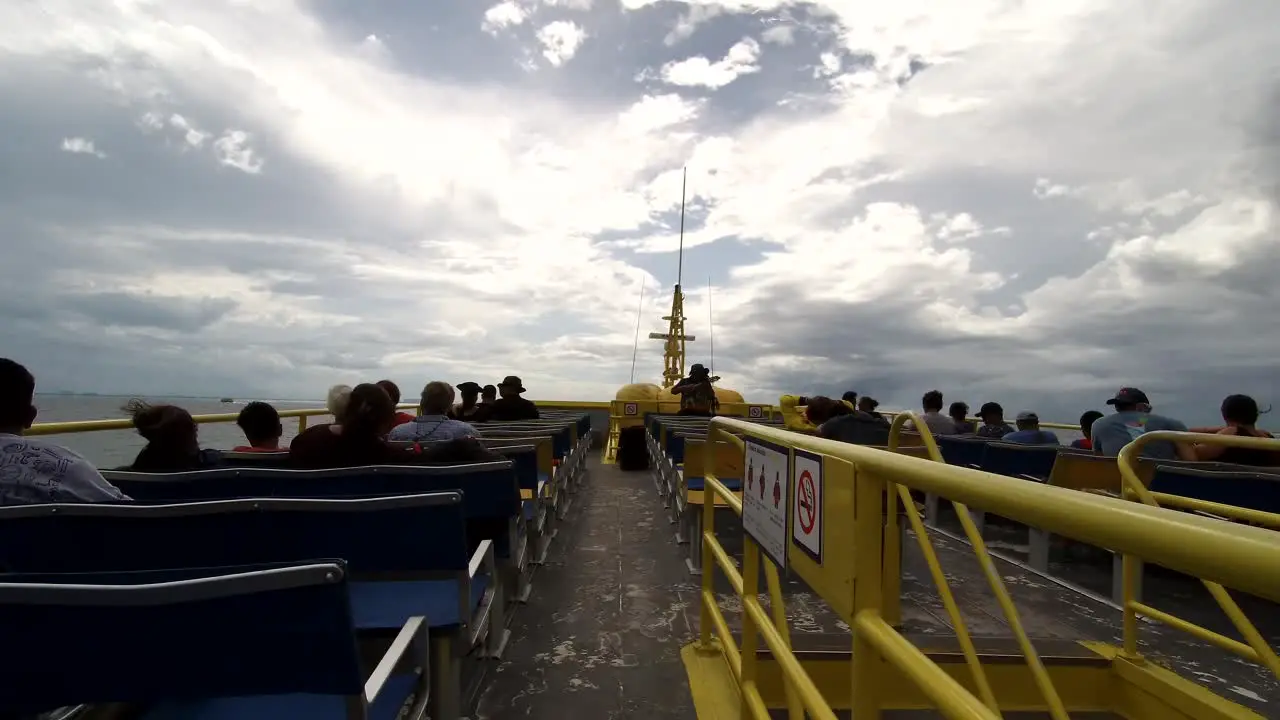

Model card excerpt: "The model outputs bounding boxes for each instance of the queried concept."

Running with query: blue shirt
[387,415,478,443]
[1001,429,1060,445]
[1089,411,1187,459]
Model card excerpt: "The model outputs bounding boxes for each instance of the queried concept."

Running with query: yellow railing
[1116,431,1280,681]
[25,400,608,437]
[696,415,1280,719]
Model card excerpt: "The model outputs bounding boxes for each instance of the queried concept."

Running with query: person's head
[1105,387,1150,413]
[420,381,455,415]
[375,380,402,407]
[688,364,711,380]
[481,385,497,403]
[976,402,1004,424]
[922,390,944,413]
[948,401,969,423]
[0,358,38,434]
[1221,394,1267,427]
[842,390,858,404]
[341,383,396,437]
[237,402,282,448]
[804,396,851,424]
[456,381,482,406]
[1078,410,1104,439]
[857,396,880,413]
[125,399,198,453]
[498,375,526,398]
[1015,411,1040,431]
[326,384,353,418]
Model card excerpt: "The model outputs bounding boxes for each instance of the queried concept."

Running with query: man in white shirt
[904,389,958,436]
[0,358,129,505]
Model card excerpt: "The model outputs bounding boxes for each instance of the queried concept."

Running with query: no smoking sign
[791,450,823,562]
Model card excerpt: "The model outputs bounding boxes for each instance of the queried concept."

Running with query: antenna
[629,276,646,384]
[677,166,686,287]
[707,276,715,376]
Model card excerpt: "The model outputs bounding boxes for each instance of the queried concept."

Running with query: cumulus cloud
[0,0,1276,426]
[60,137,105,158]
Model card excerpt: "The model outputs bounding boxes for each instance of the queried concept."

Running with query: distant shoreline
[37,392,324,404]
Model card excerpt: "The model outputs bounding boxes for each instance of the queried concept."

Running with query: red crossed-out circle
[797,470,817,534]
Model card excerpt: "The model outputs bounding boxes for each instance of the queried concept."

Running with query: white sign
[791,450,822,562]
[748,405,764,419]
[743,437,789,569]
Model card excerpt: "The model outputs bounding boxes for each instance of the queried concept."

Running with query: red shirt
[393,412,415,426]
[231,445,284,453]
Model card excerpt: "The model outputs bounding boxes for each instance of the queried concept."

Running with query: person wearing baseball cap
[974,401,1014,439]
[1000,411,1060,445]
[1089,387,1192,460]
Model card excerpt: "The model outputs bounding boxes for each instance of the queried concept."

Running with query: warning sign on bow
[743,436,789,569]
[791,449,822,563]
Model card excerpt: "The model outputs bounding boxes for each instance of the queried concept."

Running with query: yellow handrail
[1115,430,1280,680]
[692,416,1280,718]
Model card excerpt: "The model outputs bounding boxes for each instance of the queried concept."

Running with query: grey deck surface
[476,457,1279,719]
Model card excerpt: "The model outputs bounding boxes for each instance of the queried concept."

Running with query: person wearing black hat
[974,401,1014,439]
[487,375,540,421]
[672,363,720,416]
[1088,387,1192,460]
[450,381,486,421]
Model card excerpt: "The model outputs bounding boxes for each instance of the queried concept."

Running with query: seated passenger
[842,390,858,405]
[904,390,957,436]
[389,382,479,442]
[480,384,497,408]
[857,396,885,418]
[1001,412,1060,445]
[1186,394,1279,466]
[949,401,976,434]
[233,401,283,452]
[819,400,891,445]
[1090,388,1193,460]
[293,383,499,469]
[1070,410,1105,450]
[0,358,128,504]
[487,376,540,421]
[449,381,487,422]
[125,399,222,472]
[376,380,415,426]
[672,364,720,417]
[326,384,352,420]
[974,402,1014,439]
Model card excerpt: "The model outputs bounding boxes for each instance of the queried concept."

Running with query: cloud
[0,0,1276,427]
[536,20,586,67]
[60,137,105,158]
[654,37,761,89]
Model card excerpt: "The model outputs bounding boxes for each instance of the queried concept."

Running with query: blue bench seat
[350,575,488,630]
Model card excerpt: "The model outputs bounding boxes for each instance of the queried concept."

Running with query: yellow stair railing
[685,414,1280,720]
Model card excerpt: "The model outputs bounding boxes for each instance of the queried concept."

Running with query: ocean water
[32,394,331,469]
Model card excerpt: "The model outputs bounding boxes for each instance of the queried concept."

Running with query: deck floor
[477,457,1278,719]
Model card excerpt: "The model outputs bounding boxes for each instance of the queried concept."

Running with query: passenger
[803,396,850,425]
[450,381,486,421]
[486,376,541,421]
[389,382,480,442]
[672,364,720,416]
[857,396,883,416]
[1070,410,1105,450]
[949,402,976,434]
[480,384,497,407]
[326,384,352,420]
[1090,388,1193,460]
[125,399,222,472]
[0,358,128,504]
[291,383,497,468]
[818,399,890,445]
[1000,412,1060,445]
[905,390,957,436]
[841,390,858,405]
[974,402,1015,439]
[376,380,415,426]
[1186,395,1279,466]
[233,401,283,452]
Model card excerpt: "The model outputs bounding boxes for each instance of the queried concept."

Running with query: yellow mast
[647,168,694,388]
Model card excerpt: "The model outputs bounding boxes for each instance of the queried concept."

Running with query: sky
[0,0,1277,426]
